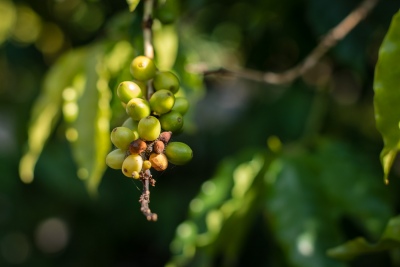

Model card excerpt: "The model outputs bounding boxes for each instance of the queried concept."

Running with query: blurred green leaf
[373,10,400,184]
[168,150,269,267]
[66,43,112,195]
[0,0,16,45]
[19,49,87,183]
[126,0,140,12]
[266,139,393,267]
[154,24,178,70]
[327,215,400,261]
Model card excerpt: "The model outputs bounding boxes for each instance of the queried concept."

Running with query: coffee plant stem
[142,0,155,100]
[191,0,379,85]
[139,170,158,221]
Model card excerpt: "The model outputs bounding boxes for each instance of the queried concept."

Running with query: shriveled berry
[126,98,151,121]
[153,71,180,94]
[129,139,147,154]
[117,81,142,103]
[153,140,165,154]
[142,160,152,170]
[159,131,172,144]
[122,154,143,177]
[111,127,136,150]
[165,142,193,165]
[106,149,126,169]
[149,89,175,115]
[130,56,157,81]
[138,116,161,141]
[172,97,189,115]
[159,110,183,133]
[149,153,168,171]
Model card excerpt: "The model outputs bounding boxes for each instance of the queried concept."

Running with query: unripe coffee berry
[129,139,147,154]
[159,110,183,133]
[106,149,126,169]
[117,81,142,103]
[132,171,140,179]
[165,142,193,165]
[130,56,157,81]
[172,97,189,115]
[149,89,175,115]
[142,160,152,170]
[149,153,168,171]
[122,154,143,177]
[153,140,165,154]
[153,71,180,94]
[138,116,161,141]
[126,98,151,121]
[111,127,136,150]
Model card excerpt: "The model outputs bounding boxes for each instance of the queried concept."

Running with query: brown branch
[193,0,379,85]
[139,169,158,221]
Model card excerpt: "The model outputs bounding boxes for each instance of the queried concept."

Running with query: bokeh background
[1,0,400,266]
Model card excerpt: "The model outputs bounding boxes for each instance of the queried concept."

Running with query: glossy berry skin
[138,116,161,141]
[117,81,142,104]
[142,160,152,170]
[106,149,126,169]
[165,142,193,165]
[149,153,168,171]
[149,89,175,115]
[159,110,183,133]
[126,98,151,121]
[172,97,189,115]
[121,118,139,140]
[122,154,143,177]
[153,71,180,94]
[130,56,157,81]
[111,127,136,150]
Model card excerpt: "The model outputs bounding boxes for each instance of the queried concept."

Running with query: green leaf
[65,43,112,195]
[265,139,393,267]
[0,0,16,45]
[327,216,400,261]
[374,11,400,184]
[19,49,87,183]
[168,149,269,267]
[126,0,140,12]
[153,24,178,70]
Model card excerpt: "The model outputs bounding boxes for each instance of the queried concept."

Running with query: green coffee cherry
[111,127,136,150]
[121,118,139,140]
[130,56,157,81]
[149,89,175,115]
[165,142,193,165]
[159,110,183,133]
[153,71,180,94]
[155,0,180,24]
[172,97,189,115]
[117,81,142,103]
[122,154,143,177]
[126,98,151,121]
[138,116,161,141]
[106,149,126,169]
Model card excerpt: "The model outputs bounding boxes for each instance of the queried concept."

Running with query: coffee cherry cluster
[106,55,193,179]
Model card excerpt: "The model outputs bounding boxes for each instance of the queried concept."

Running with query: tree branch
[192,0,379,85]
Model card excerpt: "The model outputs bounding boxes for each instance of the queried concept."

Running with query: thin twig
[191,0,379,85]
[139,170,158,221]
[140,0,158,221]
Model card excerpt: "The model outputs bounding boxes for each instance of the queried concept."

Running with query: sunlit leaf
[19,49,86,183]
[153,23,178,70]
[126,0,140,12]
[0,0,16,45]
[327,215,400,261]
[66,43,112,195]
[168,150,269,267]
[373,10,400,184]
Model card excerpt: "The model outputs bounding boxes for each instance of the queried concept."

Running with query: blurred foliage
[1,0,400,267]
